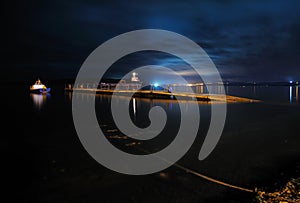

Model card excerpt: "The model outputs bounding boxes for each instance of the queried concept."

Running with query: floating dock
[65,88,259,103]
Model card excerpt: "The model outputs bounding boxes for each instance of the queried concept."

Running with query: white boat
[30,79,51,93]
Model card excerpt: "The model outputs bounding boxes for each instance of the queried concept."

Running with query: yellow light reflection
[31,93,48,109]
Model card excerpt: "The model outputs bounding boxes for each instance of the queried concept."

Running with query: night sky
[3,0,300,83]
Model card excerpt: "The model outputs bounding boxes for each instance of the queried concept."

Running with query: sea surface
[4,84,300,202]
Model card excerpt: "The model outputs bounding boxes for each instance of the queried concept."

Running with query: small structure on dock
[131,72,140,82]
[115,72,142,90]
[66,72,143,91]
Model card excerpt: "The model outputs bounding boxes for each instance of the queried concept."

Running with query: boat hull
[40,88,51,94]
[30,88,51,94]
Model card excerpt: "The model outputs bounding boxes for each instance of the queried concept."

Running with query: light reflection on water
[290,86,293,103]
[31,93,50,109]
[70,92,210,128]
[225,85,300,104]
[295,86,299,103]
[133,98,136,116]
[71,92,181,118]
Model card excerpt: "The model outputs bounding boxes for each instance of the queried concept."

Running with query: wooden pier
[65,87,259,103]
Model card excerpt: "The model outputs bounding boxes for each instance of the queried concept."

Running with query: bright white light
[153,83,159,87]
[290,80,293,84]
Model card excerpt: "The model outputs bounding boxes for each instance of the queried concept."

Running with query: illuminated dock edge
[65,88,259,103]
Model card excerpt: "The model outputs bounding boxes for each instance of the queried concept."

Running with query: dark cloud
[3,0,300,82]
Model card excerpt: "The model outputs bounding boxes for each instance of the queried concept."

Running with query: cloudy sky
[3,0,300,83]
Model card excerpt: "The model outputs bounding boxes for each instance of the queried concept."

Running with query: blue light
[153,83,159,87]
[290,80,293,84]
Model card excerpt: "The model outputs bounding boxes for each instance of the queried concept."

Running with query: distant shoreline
[1,78,299,87]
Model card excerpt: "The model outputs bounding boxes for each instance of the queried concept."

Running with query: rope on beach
[105,129,254,193]
[173,163,254,193]
[134,145,255,193]
[105,129,300,202]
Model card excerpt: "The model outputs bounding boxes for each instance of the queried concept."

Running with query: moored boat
[30,79,51,93]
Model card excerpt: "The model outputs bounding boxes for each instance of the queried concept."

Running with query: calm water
[5,84,300,202]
